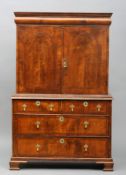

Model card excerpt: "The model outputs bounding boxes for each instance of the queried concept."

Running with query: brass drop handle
[83,144,88,152]
[35,121,41,129]
[97,104,102,111]
[69,104,75,112]
[48,103,54,111]
[35,144,41,152]
[59,116,64,122]
[83,101,88,107]
[22,104,27,111]
[83,121,89,129]
[63,59,68,68]
[35,101,41,107]
[59,138,65,144]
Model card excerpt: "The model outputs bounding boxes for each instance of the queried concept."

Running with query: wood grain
[14,137,109,158]
[16,13,111,94]
[17,25,63,93]
[10,12,113,171]
[62,26,108,94]
[14,12,112,25]
[14,115,109,136]
[13,99,111,115]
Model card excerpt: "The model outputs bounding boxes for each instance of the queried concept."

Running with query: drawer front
[62,100,109,114]
[14,137,109,158]
[13,99,111,115]
[13,100,60,114]
[14,115,109,136]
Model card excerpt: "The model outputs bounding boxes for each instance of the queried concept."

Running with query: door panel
[62,26,108,94]
[17,25,63,93]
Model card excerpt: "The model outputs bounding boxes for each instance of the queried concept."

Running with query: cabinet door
[17,26,63,93]
[62,26,108,94]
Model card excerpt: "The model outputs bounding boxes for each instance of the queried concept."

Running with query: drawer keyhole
[59,116,64,122]
[35,101,41,107]
[59,138,65,144]
[83,101,88,107]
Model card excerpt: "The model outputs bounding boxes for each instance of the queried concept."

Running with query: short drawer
[13,100,60,114]
[62,100,110,115]
[14,137,109,158]
[14,115,109,136]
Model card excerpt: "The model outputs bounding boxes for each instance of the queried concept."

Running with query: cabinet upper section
[14,12,112,94]
[14,12,112,25]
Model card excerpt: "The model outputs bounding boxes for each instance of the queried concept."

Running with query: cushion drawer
[14,115,109,136]
[13,100,60,114]
[62,100,110,115]
[14,137,109,158]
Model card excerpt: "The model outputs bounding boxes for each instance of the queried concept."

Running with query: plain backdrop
[0,0,126,174]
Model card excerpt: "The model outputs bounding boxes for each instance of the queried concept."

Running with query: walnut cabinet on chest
[10,12,113,171]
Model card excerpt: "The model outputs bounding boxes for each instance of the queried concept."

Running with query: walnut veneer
[10,12,113,171]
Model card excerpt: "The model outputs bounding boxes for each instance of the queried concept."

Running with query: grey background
[0,0,126,174]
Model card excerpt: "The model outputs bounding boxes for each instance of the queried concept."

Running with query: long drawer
[13,99,110,115]
[14,115,109,136]
[14,137,109,158]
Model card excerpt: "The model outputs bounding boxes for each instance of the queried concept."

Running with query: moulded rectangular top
[14,12,112,18]
[14,12,112,25]
[12,94,112,100]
